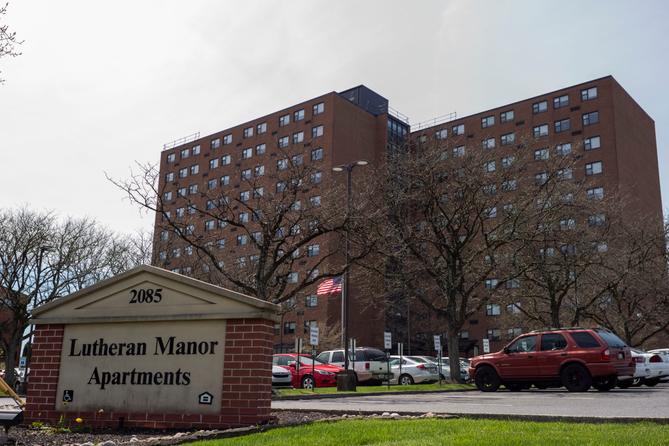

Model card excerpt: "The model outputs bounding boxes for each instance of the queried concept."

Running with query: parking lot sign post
[397,342,403,376]
[483,338,490,354]
[310,326,318,391]
[433,335,442,385]
[384,332,392,389]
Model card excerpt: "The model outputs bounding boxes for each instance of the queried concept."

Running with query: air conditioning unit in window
[571,130,582,136]
[570,106,581,111]
[515,120,525,126]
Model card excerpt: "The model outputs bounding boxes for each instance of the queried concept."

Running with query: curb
[273,387,477,400]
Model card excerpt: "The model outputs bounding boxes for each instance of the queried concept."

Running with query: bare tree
[0,2,22,83]
[0,208,149,389]
[109,153,374,308]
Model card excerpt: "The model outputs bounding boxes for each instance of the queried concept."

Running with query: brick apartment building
[154,75,662,356]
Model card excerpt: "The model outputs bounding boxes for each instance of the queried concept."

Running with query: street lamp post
[332,160,368,391]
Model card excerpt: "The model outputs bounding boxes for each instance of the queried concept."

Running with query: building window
[451,123,465,135]
[487,329,501,341]
[534,148,549,160]
[175,207,185,218]
[167,153,176,163]
[257,122,267,134]
[276,181,286,192]
[556,143,572,156]
[313,102,324,115]
[253,187,264,198]
[500,110,514,123]
[305,295,318,308]
[310,196,321,207]
[188,184,198,195]
[294,109,305,121]
[255,143,266,155]
[283,322,296,334]
[588,213,606,227]
[532,100,548,114]
[220,175,230,186]
[535,171,548,185]
[190,164,199,175]
[165,172,175,182]
[594,241,608,253]
[584,135,601,150]
[560,218,576,230]
[237,234,248,246]
[582,111,599,126]
[159,230,169,242]
[502,179,518,191]
[209,158,219,169]
[210,138,221,150]
[243,127,253,138]
[459,330,470,340]
[286,272,298,283]
[587,187,604,200]
[205,220,216,231]
[223,134,232,145]
[557,168,573,181]
[482,137,495,150]
[311,147,324,161]
[312,125,324,138]
[481,115,495,128]
[221,154,231,165]
[239,212,249,223]
[242,147,253,159]
[207,179,217,190]
[435,128,447,140]
[533,124,549,138]
[581,86,598,101]
[311,171,322,184]
[500,132,515,146]
[240,190,250,202]
[585,161,603,176]
[486,207,497,219]
[554,118,570,133]
[292,131,304,144]
[486,304,501,316]
[279,114,290,127]
[484,278,499,289]
[484,161,496,173]
[192,145,201,156]
[178,148,188,159]
[177,187,186,197]
[254,165,265,177]
[452,145,465,157]
[506,279,520,289]
[501,155,515,168]
[278,136,289,148]
[507,328,522,339]
[241,168,252,180]
[307,244,320,257]
[553,94,569,109]
[178,168,188,178]
[277,158,288,171]
[291,154,303,166]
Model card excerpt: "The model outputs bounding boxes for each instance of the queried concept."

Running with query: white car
[388,356,439,385]
[316,347,393,384]
[271,365,293,388]
[618,349,669,388]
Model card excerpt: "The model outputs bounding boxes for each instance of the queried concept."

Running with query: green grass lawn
[275,382,473,396]
[188,418,669,446]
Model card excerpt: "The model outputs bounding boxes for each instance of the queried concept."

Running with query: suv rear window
[595,330,627,348]
[332,351,344,362]
[362,348,387,361]
[570,331,600,348]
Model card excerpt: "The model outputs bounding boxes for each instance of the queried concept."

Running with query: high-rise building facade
[154,76,662,355]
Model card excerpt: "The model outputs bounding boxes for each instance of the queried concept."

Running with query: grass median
[188,418,669,446]
[275,382,473,396]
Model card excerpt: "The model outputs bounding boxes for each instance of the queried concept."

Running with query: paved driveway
[273,384,669,420]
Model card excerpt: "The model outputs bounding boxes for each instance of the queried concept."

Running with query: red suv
[273,353,344,389]
[469,328,634,392]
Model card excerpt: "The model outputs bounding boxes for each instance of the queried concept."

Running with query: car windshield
[596,330,627,348]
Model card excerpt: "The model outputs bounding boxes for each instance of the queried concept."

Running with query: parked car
[617,349,669,388]
[434,356,471,382]
[316,347,393,384]
[273,353,343,389]
[271,365,293,388]
[469,328,634,392]
[0,368,22,389]
[388,356,439,385]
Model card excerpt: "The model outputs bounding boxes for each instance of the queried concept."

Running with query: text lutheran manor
[68,336,220,357]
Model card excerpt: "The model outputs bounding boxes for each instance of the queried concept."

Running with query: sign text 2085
[129,288,163,304]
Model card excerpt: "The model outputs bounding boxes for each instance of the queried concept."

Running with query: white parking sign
[433,335,441,351]
[384,332,392,350]
[310,325,319,346]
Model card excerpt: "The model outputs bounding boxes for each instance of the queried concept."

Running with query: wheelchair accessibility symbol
[63,390,74,403]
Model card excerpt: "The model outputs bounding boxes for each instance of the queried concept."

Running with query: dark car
[469,328,634,392]
[273,353,343,389]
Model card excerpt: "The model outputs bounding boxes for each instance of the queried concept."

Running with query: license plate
[378,373,393,380]
[618,352,624,359]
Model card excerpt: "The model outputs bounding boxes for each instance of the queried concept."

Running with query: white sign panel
[433,335,441,351]
[483,338,490,353]
[310,326,319,346]
[384,332,392,350]
[56,320,226,414]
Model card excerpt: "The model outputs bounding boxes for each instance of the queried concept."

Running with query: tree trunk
[447,328,463,383]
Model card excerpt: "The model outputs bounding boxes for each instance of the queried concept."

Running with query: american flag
[317,276,343,295]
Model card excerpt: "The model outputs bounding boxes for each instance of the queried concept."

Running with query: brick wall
[25,319,274,430]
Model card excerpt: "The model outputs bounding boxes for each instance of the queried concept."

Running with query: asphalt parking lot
[273,383,669,420]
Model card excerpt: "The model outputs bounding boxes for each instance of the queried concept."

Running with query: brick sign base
[26,319,273,429]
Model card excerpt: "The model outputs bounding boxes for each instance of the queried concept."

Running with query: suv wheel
[398,374,414,386]
[593,376,616,392]
[301,375,315,390]
[474,366,500,392]
[561,364,591,392]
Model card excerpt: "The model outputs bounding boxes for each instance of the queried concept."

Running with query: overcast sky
[1,0,667,235]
